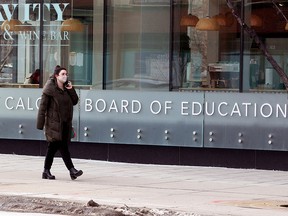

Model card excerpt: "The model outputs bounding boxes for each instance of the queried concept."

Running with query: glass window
[244,0,288,91]
[173,0,288,92]
[3,0,288,91]
[44,0,94,87]
[0,0,40,87]
[0,0,95,88]
[105,0,170,90]
[173,0,240,91]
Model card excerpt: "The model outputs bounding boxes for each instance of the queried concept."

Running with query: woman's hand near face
[65,81,73,89]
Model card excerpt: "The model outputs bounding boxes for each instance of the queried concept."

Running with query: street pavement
[1,153,288,216]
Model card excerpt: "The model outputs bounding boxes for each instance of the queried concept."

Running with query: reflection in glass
[244,1,288,91]
[173,0,240,90]
[105,1,170,90]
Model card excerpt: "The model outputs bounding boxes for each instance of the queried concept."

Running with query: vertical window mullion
[239,0,244,92]
[169,0,174,91]
[102,0,108,90]
[39,0,44,88]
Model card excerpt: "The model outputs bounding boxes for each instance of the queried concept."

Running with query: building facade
[1,0,288,170]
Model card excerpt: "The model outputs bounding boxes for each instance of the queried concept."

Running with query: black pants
[44,122,74,170]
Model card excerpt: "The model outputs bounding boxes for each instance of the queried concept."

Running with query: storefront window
[0,0,94,88]
[45,0,94,87]
[243,0,288,91]
[0,0,40,86]
[105,0,170,90]
[2,0,288,91]
[173,0,240,90]
[173,0,288,92]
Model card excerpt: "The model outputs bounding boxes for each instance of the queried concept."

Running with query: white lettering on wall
[231,103,241,116]
[85,98,93,112]
[95,99,106,112]
[218,102,228,117]
[150,100,161,115]
[27,97,34,110]
[131,100,141,114]
[260,103,273,118]
[108,100,118,112]
[16,97,25,110]
[181,102,202,116]
[3,96,288,120]
[84,98,142,114]
[5,96,13,110]
[36,97,41,110]
[242,103,251,117]
[121,100,129,113]
[276,103,287,118]
[164,101,172,114]
[5,96,38,110]
[192,102,202,116]
[150,100,172,115]
[254,103,257,117]
[205,102,215,116]
[181,102,189,116]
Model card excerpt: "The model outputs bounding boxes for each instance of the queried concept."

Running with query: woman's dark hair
[53,65,67,77]
[30,69,40,78]
[30,69,40,84]
[54,65,61,73]
[33,69,40,75]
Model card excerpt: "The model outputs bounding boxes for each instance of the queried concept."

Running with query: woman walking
[37,66,83,180]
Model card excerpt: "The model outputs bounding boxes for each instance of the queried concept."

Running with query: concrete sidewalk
[0,212,63,216]
[1,154,288,216]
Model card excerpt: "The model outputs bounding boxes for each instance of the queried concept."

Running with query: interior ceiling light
[225,12,234,27]
[61,18,84,32]
[180,13,199,27]
[21,21,34,31]
[1,19,23,32]
[1,0,23,33]
[250,14,263,27]
[61,0,84,32]
[213,14,227,26]
[196,17,220,31]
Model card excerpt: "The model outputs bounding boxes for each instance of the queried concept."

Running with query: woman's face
[56,70,68,84]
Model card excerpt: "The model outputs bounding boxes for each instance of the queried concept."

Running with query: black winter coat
[37,78,79,142]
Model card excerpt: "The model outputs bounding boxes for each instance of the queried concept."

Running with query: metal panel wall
[0,88,43,140]
[204,92,288,151]
[0,88,287,151]
[79,90,204,147]
[0,88,80,141]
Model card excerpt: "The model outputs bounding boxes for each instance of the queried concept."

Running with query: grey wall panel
[0,88,288,151]
[204,92,288,151]
[0,88,43,140]
[0,88,80,141]
[79,90,204,147]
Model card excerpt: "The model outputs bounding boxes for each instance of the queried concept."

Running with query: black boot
[42,169,56,180]
[69,167,83,180]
